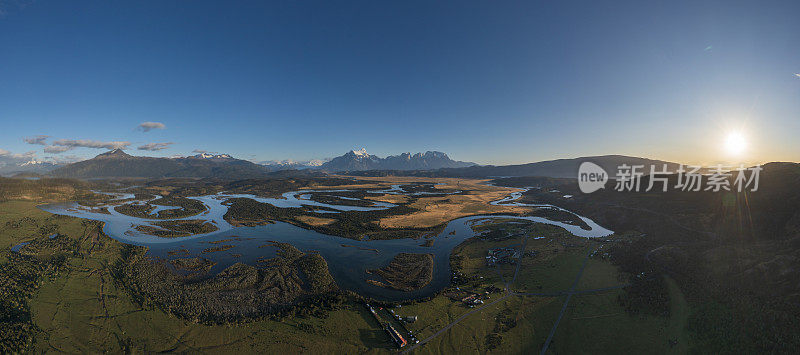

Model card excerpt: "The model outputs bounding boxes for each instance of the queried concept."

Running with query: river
[37,184,612,301]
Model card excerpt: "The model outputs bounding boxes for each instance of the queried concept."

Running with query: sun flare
[724,131,748,156]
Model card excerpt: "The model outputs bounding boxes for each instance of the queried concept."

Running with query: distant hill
[451,155,682,178]
[0,159,60,177]
[259,159,326,171]
[351,155,684,179]
[47,150,687,180]
[50,150,270,179]
[47,148,475,179]
[320,149,474,172]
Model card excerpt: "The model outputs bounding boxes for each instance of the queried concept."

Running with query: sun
[724,131,747,156]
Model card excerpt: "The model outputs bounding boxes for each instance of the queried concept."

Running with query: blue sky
[1,0,798,165]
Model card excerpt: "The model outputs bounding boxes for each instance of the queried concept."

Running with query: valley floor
[1,177,688,353]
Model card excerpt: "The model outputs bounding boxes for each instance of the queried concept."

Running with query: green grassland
[0,200,375,353]
[393,295,475,340]
[402,295,563,354]
[455,220,595,293]
[0,201,86,250]
[405,219,691,354]
[549,289,670,353]
[512,245,589,293]
[1,196,691,353]
[576,257,625,290]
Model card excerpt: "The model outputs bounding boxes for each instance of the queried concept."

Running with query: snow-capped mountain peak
[350,148,369,157]
[194,153,232,159]
[321,149,474,171]
[0,159,58,176]
[261,159,298,166]
[258,158,329,170]
[21,160,46,166]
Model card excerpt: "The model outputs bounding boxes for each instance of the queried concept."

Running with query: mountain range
[0,159,60,177]
[44,148,475,179]
[49,149,270,179]
[259,159,325,171]
[404,155,682,179]
[38,148,694,181]
[319,149,475,171]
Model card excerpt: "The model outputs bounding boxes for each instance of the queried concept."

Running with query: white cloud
[44,145,72,153]
[41,155,83,164]
[0,148,37,168]
[137,121,166,132]
[24,135,49,145]
[0,149,35,159]
[138,142,173,151]
[52,139,131,151]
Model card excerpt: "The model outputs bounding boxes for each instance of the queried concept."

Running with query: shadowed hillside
[50,150,271,179]
[491,162,800,352]
[348,155,683,178]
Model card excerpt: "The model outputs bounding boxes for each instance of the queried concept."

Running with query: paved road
[514,283,630,297]
[539,247,595,355]
[510,235,529,285]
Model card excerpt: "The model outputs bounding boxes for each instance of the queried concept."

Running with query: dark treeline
[114,196,206,220]
[367,253,434,291]
[113,242,341,324]
[494,162,800,352]
[135,220,218,238]
[304,192,376,207]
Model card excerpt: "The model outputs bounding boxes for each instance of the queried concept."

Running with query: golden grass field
[310,176,531,228]
[295,215,337,226]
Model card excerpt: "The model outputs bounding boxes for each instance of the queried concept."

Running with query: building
[385,323,407,348]
[461,294,484,306]
[402,315,418,323]
[487,247,521,265]
[365,303,382,324]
